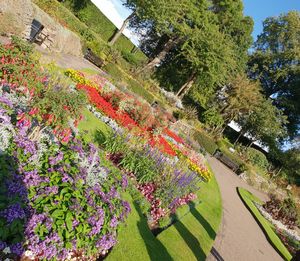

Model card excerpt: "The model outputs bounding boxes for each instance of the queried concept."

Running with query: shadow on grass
[173,214,206,261]
[133,201,173,261]
[189,202,216,240]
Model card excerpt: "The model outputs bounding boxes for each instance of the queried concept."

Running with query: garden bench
[214,149,240,173]
[84,48,104,68]
[27,19,53,49]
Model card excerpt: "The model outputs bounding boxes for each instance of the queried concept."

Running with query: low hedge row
[193,130,218,155]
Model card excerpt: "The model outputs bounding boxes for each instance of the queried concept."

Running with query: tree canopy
[248,11,300,138]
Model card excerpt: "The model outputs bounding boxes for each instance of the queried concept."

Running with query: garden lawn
[78,108,111,142]
[157,173,222,261]
[237,187,292,261]
[108,171,222,261]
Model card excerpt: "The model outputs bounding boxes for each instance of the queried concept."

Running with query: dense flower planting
[104,131,203,225]
[0,37,213,260]
[0,40,130,260]
[64,68,212,225]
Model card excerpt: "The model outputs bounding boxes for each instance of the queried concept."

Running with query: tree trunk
[234,130,244,146]
[109,12,135,46]
[139,37,180,72]
[131,46,138,54]
[247,140,254,147]
[176,72,197,98]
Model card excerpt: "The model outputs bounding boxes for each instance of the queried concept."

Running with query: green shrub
[121,50,140,66]
[246,147,269,171]
[193,130,218,155]
[173,110,185,120]
[158,216,172,229]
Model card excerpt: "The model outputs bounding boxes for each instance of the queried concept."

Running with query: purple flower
[6,175,27,199]
[0,96,13,108]
[122,201,131,215]
[49,151,64,165]
[96,234,116,250]
[110,216,118,228]
[88,208,104,236]
[23,170,43,188]
[72,219,80,228]
[10,242,24,256]
[0,241,7,250]
[121,175,128,190]
[0,203,26,223]
[44,186,58,195]
[14,135,37,155]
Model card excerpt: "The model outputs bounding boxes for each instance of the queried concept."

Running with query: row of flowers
[67,70,211,181]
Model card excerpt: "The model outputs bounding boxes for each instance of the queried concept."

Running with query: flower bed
[0,39,131,260]
[64,68,212,227]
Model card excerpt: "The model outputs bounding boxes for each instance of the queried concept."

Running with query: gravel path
[206,156,283,261]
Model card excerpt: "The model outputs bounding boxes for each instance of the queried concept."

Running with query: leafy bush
[173,110,185,120]
[202,108,224,129]
[193,130,218,155]
[121,50,140,66]
[245,147,269,171]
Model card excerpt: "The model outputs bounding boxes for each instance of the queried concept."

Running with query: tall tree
[109,12,135,46]
[219,74,263,125]
[125,0,193,71]
[211,0,254,70]
[248,11,300,138]
[238,99,288,146]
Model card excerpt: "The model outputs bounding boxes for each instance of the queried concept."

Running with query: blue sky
[93,0,300,44]
[243,0,300,40]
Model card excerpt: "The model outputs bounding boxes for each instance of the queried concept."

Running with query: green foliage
[202,107,224,130]
[240,99,288,146]
[61,0,146,62]
[248,11,300,138]
[158,216,172,229]
[33,86,87,128]
[120,151,159,183]
[173,110,185,121]
[183,106,198,121]
[193,130,218,155]
[245,148,269,171]
[220,74,263,124]
[121,50,140,66]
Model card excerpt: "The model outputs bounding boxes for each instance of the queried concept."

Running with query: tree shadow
[189,202,216,240]
[133,201,173,261]
[173,214,206,261]
[0,153,29,259]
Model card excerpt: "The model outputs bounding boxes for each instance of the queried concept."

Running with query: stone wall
[0,0,82,56]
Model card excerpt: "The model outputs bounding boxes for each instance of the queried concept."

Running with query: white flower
[4,258,11,261]
[24,250,35,259]
[3,247,11,254]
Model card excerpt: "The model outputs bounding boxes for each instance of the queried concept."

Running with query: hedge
[193,130,218,155]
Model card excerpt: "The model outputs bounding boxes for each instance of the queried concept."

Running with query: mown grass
[237,187,292,261]
[108,172,222,261]
[157,173,222,261]
[78,108,111,142]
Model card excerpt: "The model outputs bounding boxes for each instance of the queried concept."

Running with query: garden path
[206,156,283,261]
